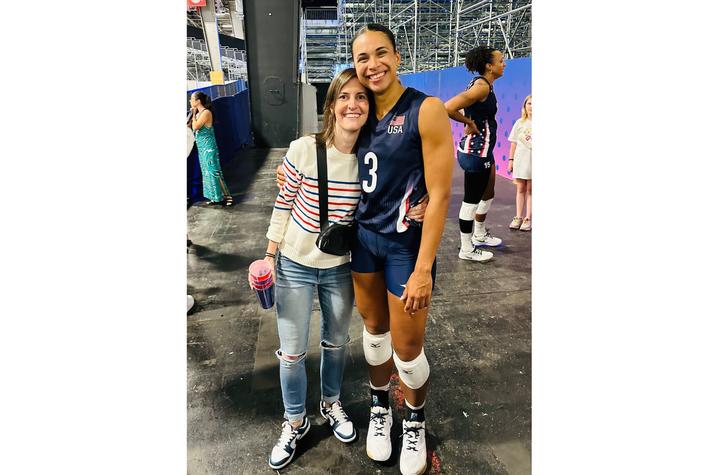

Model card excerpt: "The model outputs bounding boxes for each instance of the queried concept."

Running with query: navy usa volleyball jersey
[355,87,429,234]
[463,76,498,158]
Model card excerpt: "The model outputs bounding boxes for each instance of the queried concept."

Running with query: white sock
[460,233,474,252]
[370,381,390,391]
[474,220,486,237]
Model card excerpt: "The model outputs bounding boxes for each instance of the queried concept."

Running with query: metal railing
[187,36,248,83]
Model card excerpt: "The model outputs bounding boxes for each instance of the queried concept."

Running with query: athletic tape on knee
[476,198,493,215]
[459,201,479,221]
[393,349,430,390]
[362,327,393,366]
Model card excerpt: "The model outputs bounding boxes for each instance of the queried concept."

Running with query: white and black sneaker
[400,419,427,475]
[268,417,311,470]
[366,405,393,462]
[320,400,356,443]
[458,247,493,262]
[472,230,502,247]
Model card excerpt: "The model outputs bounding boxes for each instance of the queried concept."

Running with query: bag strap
[315,135,328,230]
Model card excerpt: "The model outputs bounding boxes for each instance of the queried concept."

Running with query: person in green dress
[189,91,233,206]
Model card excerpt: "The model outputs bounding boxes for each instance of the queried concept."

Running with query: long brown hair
[319,68,368,146]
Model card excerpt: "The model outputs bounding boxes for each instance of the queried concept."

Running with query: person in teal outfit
[189,91,234,206]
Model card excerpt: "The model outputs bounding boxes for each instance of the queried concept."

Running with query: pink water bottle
[248,259,275,309]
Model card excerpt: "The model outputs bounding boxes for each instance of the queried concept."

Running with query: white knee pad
[476,198,493,215]
[393,349,430,390]
[362,327,393,366]
[459,201,478,221]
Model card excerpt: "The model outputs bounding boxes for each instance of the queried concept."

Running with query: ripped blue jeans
[275,254,354,422]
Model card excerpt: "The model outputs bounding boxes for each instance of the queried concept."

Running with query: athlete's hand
[464,120,480,136]
[400,270,433,315]
[406,194,429,222]
[276,165,286,189]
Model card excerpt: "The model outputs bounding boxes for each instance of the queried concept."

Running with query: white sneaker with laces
[268,417,310,470]
[472,230,502,247]
[400,420,427,475]
[366,405,393,462]
[459,247,493,262]
[520,218,531,231]
[509,216,522,230]
[320,400,356,443]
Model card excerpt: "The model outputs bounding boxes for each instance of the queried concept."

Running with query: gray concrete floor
[187,147,531,474]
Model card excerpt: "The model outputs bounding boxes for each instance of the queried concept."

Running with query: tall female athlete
[445,45,506,262]
[349,24,454,475]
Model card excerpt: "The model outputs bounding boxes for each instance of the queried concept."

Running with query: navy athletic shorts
[350,223,437,298]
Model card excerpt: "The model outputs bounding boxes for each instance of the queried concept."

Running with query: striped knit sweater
[266,135,361,269]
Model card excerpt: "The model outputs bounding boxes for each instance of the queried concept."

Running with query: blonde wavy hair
[520,94,532,122]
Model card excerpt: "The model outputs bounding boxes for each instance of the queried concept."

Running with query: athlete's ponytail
[464,45,500,75]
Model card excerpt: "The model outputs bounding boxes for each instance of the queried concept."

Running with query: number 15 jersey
[355,87,429,235]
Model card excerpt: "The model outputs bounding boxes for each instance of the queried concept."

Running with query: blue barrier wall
[400,58,531,179]
[187,81,253,203]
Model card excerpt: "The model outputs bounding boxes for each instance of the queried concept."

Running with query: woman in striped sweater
[261,68,368,470]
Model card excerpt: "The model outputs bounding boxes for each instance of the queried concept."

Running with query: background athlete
[445,45,506,262]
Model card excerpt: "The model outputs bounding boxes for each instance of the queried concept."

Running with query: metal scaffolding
[187,37,248,83]
[187,0,247,83]
[188,0,244,38]
[339,0,531,74]
[187,1,531,84]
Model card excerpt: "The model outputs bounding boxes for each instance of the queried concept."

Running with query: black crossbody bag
[314,136,355,256]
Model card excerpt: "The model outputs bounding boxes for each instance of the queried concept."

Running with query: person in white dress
[507,95,532,231]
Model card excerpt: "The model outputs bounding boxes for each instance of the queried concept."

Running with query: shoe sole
[400,463,428,475]
[267,421,311,470]
[520,228,531,231]
[472,240,502,247]
[411,463,428,475]
[459,253,493,263]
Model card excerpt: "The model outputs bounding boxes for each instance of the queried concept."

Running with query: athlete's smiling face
[333,77,369,134]
[352,30,400,94]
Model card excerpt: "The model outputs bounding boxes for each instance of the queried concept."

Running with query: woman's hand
[463,119,480,135]
[406,194,430,222]
[247,256,276,289]
[507,160,513,173]
[400,270,433,315]
[276,165,286,189]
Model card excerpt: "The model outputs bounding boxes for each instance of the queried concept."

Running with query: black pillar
[243,0,301,148]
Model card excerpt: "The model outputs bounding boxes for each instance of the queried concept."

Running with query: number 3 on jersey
[362,152,378,193]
